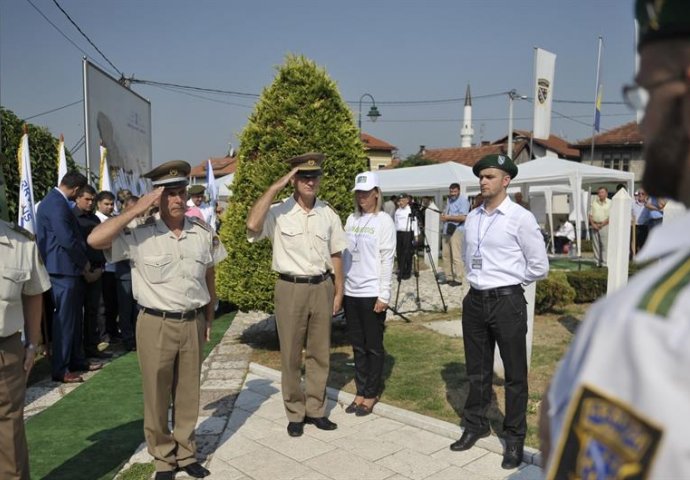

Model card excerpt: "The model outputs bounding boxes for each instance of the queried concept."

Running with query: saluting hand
[132,187,164,217]
[272,167,300,191]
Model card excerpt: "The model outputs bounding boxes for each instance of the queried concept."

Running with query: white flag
[17,132,37,234]
[57,135,68,186]
[533,48,557,140]
[206,159,218,229]
[99,145,113,193]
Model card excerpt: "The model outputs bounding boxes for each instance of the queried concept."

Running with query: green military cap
[188,184,206,195]
[286,152,324,177]
[636,0,690,50]
[142,160,191,188]
[472,154,518,179]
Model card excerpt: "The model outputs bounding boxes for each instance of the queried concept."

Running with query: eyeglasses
[622,73,686,113]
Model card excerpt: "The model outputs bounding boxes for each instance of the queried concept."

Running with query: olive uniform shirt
[0,221,51,336]
[106,216,227,310]
[248,196,347,275]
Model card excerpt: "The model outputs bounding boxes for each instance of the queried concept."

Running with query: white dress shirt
[463,196,548,289]
[394,206,418,235]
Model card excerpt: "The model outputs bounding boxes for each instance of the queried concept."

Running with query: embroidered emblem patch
[498,155,506,165]
[538,78,550,104]
[548,385,662,480]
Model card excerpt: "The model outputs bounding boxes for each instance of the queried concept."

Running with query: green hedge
[535,271,576,314]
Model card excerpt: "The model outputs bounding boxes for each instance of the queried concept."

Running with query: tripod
[390,211,447,320]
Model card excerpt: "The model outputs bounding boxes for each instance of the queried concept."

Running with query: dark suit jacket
[36,188,89,276]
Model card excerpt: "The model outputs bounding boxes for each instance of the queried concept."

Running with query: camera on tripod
[408,199,427,223]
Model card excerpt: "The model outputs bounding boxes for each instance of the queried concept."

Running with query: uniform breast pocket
[0,268,30,300]
[192,253,212,278]
[280,224,304,247]
[141,254,174,284]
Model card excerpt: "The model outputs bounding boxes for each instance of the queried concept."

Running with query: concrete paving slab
[229,445,321,480]
[379,425,452,455]
[431,445,490,468]
[304,449,396,480]
[329,433,405,461]
[256,431,336,462]
[462,451,526,478]
[375,448,450,480]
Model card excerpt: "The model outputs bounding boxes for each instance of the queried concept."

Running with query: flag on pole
[99,145,113,193]
[206,159,218,229]
[0,154,9,222]
[594,83,604,132]
[57,134,68,186]
[533,48,557,140]
[17,129,37,234]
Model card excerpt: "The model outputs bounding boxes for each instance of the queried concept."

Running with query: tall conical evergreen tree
[217,55,367,312]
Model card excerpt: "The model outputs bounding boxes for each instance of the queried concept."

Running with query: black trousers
[396,231,414,280]
[116,274,138,344]
[461,288,528,441]
[101,271,119,339]
[83,276,103,353]
[343,296,386,399]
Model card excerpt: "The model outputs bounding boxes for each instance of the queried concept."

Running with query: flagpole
[590,36,603,162]
[530,46,536,160]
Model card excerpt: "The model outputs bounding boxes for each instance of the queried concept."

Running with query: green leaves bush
[535,271,576,314]
[565,269,608,303]
[216,55,368,312]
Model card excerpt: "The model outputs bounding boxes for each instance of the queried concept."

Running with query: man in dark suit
[36,171,102,383]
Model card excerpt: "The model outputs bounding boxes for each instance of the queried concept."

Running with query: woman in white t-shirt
[342,171,396,416]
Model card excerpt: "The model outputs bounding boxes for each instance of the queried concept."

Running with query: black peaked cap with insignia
[472,154,518,179]
[636,0,690,50]
[142,160,191,188]
[286,152,324,177]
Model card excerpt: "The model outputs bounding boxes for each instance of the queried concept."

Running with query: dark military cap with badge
[472,154,518,179]
[188,184,206,196]
[142,160,191,188]
[636,0,690,50]
[287,152,325,178]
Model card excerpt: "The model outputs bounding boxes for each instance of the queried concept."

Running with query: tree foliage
[397,153,434,168]
[1,107,77,221]
[217,55,368,312]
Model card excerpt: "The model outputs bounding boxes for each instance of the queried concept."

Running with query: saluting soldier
[246,152,347,437]
[541,2,690,478]
[88,161,227,480]
[0,220,51,480]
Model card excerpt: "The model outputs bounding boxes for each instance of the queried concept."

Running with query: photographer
[438,183,470,287]
[394,193,418,280]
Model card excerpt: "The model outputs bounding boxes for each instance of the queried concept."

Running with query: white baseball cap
[352,171,380,191]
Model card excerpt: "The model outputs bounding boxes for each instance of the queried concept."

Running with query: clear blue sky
[1,0,637,168]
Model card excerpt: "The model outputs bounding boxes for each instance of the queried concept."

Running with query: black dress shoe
[345,401,359,414]
[501,442,524,469]
[287,421,304,437]
[304,416,338,430]
[154,471,173,480]
[449,429,490,451]
[180,462,210,478]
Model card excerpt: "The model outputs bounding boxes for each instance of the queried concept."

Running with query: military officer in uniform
[88,161,227,480]
[246,152,347,437]
[0,220,51,480]
[541,3,690,478]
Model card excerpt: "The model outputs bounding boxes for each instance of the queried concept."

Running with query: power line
[148,83,255,109]
[24,0,114,75]
[378,113,632,123]
[23,99,82,121]
[51,0,122,76]
[131,79,259,99]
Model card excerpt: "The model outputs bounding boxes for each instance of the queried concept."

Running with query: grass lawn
[26,311,235,480]
[251,304,587,449]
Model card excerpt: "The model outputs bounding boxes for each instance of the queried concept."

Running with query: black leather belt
[278,272,331,284]
[469,285,524,298]
[141,307,203,320]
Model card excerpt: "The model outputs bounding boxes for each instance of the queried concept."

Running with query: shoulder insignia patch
[322,200,340,215]
[10,222,35,240]
[637,253,690,318]
[547,384,663,480]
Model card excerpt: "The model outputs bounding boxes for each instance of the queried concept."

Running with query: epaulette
[135,215,157,228]
[322,200,339,215]
[191,217,212,232]
[10,222,35,240]
[271,199,282,205]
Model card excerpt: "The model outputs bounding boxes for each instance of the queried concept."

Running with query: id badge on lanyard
[351,249,361,262]
[471,254,482,270]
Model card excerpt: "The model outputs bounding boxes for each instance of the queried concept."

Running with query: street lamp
[507,89,527,159]
[358,93,381,131]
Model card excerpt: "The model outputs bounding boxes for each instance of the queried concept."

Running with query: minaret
[460,84,474,148]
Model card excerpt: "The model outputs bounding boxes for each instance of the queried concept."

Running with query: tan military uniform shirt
[106,217,227,311]
[0,221,51,337]
[248,196,347,275]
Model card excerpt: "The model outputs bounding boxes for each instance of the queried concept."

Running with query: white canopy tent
[377,158,635,256]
